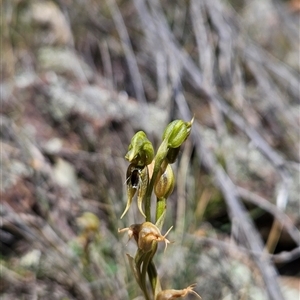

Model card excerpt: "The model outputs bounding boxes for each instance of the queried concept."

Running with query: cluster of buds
[119,119,199,299]
[121,119,194,220]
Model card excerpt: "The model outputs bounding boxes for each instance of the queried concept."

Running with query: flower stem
[145,140,168,222]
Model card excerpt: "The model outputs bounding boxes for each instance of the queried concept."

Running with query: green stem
[141,243,157,298]
[135,250,151,300]
[155,197,166,223]
[145,140,169,222]
[147,260,162,297]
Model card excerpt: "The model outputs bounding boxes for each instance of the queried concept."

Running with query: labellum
[120,164,148,219]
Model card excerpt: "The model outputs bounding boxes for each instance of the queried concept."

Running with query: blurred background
[1,0,300,299]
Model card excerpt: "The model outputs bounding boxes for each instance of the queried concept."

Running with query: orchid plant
[119,118,201,300]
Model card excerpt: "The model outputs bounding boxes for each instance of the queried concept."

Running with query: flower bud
[76,212,100,233]
[75,212,100,257]
[154,164,175,199]
[162,118,193,149]
[125,131,154,167]
[156,284,201,300]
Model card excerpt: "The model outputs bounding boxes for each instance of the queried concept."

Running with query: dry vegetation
[1,0,300,299]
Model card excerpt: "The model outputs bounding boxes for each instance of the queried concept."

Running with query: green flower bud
[154,164,175,199]
[162,118,194,149]
[125,131,154,167]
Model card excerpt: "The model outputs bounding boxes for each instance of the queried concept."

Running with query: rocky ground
[1,0,300,299]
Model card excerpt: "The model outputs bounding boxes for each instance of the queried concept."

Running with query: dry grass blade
[106,0,146,104]
[192,122,285,300]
